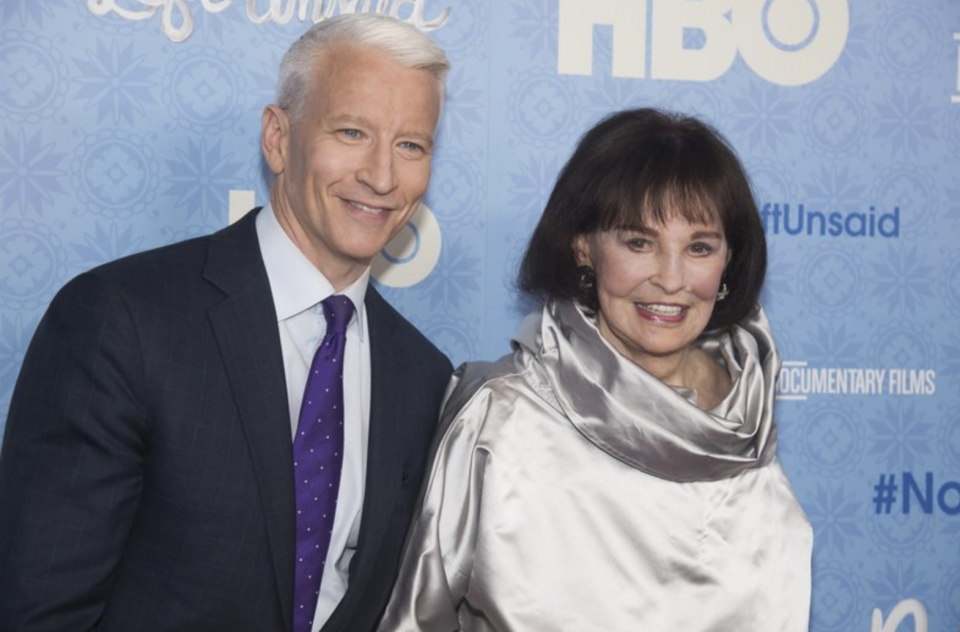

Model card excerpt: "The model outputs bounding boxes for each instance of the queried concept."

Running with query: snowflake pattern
[505,153,564,223]
[730,82,800,153]
[868,401,933,469]
[1,0,63,28]
[867,246,935,316]
[867,561,935,611]
[70,223,147,271]
[439,69,485,144]
[248,58,283,108]
[163,137,246,222]
[73,38,158,125]
[803,165,867,214]
[798,324,865,366]
[804,483,865,555]
[577,35,647,115]
[415,235,482,311]
[510,0,557,62]
[827,16,870,79]
[0,128,68,215]
[873,87,937,157]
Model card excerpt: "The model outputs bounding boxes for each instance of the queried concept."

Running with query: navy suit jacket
[0,209,453,631]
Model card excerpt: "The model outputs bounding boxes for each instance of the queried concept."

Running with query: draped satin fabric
[379,301,812,632]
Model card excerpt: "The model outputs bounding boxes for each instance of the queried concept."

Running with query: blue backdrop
[1,1,959,630]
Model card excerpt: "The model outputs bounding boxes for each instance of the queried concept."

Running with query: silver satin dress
[379,301,813,632]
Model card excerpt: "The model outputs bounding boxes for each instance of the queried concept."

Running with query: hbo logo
[558,0,849,86]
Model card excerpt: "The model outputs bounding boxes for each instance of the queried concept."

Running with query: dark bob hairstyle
[518,107,766,333]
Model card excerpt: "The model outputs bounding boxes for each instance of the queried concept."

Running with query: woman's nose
[650,254,684,293]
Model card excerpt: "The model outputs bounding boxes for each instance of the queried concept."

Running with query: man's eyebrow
[326,115,434,144]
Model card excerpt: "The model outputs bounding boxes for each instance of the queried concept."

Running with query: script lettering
[871,599,928,632]
[89,0,449,42]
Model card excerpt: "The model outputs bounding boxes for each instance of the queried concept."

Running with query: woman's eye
[689,242,715,255]
[625,238,652,250]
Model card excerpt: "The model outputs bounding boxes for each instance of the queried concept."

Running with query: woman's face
[575,214,729,373]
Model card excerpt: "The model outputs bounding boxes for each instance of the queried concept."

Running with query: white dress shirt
[256,204,372,631]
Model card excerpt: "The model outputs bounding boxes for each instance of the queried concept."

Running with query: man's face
[264,44,441,289]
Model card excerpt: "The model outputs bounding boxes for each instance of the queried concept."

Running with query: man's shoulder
[92,232,210,278]
[365,286,451,368]
[47,218,259,322]
[92,211,258,282]
[72,212,258,295]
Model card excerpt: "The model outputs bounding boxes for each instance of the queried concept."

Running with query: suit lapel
[356,288,403,567]
[204,210,295,632]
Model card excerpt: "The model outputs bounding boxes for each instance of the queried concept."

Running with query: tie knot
[321,295,355,337]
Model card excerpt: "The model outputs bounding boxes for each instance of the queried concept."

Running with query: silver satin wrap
[380,301,812,632]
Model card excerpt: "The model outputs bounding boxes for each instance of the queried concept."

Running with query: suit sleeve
[0,272,150,630]
[377,375,494,632]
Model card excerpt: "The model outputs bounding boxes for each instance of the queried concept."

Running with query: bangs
[594,141,726,234]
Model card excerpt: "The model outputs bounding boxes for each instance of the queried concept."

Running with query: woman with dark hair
[379,108,812,631]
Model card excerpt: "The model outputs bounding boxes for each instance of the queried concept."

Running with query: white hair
[276,13,450,122]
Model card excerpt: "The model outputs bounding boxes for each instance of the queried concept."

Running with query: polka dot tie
[292,295,354,632]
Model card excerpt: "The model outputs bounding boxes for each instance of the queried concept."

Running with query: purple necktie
[293,295,355,632]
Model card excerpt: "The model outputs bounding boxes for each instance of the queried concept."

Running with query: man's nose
[357,143,398,195]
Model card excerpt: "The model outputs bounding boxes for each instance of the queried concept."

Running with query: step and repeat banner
[2,1,958,630]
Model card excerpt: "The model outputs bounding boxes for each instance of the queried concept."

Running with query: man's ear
[262,105,290,176]
[573,234,592,267]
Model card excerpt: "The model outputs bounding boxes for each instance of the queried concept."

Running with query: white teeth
[640,303,682,316]
[349,201,385,214]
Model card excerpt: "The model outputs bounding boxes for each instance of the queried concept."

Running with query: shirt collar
[256,203,369,339]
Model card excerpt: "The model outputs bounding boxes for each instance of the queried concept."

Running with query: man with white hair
[0,14,452,632]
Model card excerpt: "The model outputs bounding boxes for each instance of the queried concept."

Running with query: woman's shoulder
[442,354,527,416]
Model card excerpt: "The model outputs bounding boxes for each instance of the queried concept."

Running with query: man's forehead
[303,44,440,118]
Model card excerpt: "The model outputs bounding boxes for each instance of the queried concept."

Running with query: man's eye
[399,141,425,153]
[340,129,362,139]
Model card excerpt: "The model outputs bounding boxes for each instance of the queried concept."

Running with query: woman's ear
[573,234,592,267]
